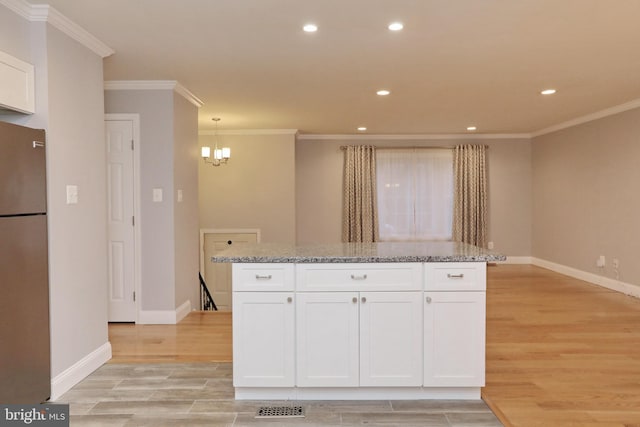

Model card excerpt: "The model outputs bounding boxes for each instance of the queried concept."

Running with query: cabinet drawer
[296,263,422,291]
[425,262,486,291]
[232,263,294,291]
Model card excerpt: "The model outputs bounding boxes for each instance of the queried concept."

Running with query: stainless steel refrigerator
[0,120,50,404]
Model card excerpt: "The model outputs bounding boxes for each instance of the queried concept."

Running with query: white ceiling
[26,0,640,135]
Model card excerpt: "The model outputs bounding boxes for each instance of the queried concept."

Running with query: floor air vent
[255,405,305,419]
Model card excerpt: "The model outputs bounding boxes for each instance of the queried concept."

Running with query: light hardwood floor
[108,265,640,426]
[483,264,640,427]
[109,310,232,363]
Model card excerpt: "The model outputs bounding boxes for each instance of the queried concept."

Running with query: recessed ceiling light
[467,126,477,131]
[357,127,367,131]
[303,24,318,32]
[541,89,556,95]
[388,22,404,31]
[376,89,390,96]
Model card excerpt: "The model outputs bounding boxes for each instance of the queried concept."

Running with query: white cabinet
[232,292,295,387]
[0,51,35,114]
[232,264,296,387]
[296,263,422,291]
[231,261,487,399]
[296,291,423,387]
[423,262,486,387]
[360,291,423,386]
[296,292,359,387]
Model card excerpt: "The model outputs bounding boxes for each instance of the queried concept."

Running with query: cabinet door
[424,292,486,386]
[360,292,423,386]
[232,292,295,387]
[296,292,359,387]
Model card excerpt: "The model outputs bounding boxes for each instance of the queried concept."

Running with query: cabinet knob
[426,296,432,304]
[352,297,357,303]
[361,296,367,303]
[287,297,293,303]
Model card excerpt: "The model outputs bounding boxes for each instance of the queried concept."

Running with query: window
[376,149,453,241]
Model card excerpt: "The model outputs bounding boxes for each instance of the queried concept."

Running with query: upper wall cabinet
[0,50,35,114]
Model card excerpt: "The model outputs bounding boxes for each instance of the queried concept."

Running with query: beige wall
[295,137,532,256]
[1,5,110,384]
[106,88,201,312]
[46,24,109,381]
[173,94,200,310]
[198,133,296,243]
[532,107,640,285]
[105,89,176,311]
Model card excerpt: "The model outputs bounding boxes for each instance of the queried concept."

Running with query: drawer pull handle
[287,297,293,303]
[255,274,272,280]
[350,274,368,280]
[447,273,464,279]
[352,297,358,303]
[426,296,432,304]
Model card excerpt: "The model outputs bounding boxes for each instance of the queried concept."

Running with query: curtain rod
[339,145,488,150]
[340,145,451,150]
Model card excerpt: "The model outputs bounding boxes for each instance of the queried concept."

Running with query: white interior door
[203,231,258,310]
[106,120,136,322]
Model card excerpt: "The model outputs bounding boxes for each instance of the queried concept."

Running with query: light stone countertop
[210,241,506,263]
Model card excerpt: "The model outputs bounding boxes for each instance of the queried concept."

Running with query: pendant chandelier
[201,117,230,166]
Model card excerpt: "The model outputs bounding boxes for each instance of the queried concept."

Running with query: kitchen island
[211,241,505,400]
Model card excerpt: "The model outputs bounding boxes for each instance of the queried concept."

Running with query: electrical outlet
[613,258,619,269]
[596,255,606,268]
[487,241,494,250]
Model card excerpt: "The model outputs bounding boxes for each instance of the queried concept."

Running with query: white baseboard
[175,300,192,323]
[138,299,192,324]
[532,257,640,298]
[50,342,112,401]
[496,256,533,264]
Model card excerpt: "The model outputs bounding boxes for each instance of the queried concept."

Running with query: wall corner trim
[199,129,299,136]
[138,299,192,325]
[104,80,204,108]
[297,133,532,141]
[50,342,112,400]
[532,98,640,137]
[532,257,640,298]
[0,0,115,57]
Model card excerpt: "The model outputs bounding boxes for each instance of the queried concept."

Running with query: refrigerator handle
[32,141,45,148]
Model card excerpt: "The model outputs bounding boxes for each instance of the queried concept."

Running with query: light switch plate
[153,188,163,202]
[66,185,78,204]
[177,189,183,203]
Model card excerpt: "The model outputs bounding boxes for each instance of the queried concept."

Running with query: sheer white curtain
[376,148,453,241]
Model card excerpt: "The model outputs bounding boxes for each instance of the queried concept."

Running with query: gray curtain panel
[342,145,379,243]
[453,144,488,247]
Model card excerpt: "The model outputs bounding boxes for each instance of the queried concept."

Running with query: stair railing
[199,273,218,311]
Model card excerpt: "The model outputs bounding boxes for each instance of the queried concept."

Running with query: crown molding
[297,133,531,141]
[173,83,204,108]
[104,80,203,108]
[199,129,298,136]
[0,0,31,18]
[1,0,114,58]
[532,98,640,137]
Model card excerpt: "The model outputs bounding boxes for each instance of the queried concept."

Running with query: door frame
[199,228,261,273]
[105,113,141,323]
